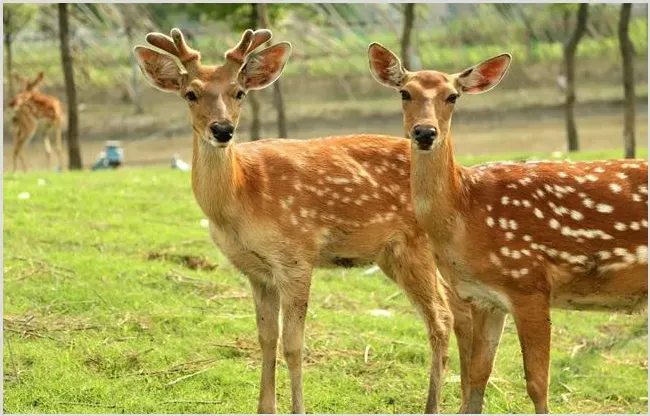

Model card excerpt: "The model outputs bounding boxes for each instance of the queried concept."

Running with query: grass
[3,149,648,414]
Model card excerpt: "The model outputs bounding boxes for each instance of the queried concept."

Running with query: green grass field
[3,149,648,414]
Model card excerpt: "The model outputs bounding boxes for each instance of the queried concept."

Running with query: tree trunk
[58,3,82,170]
[5,33,13,99]
[256,3,288,138]
[125,24,144,115]
[563,3,589,153]
[618,3,635,159]
[4,7,14,100]
[248,4,262,141]
[401,3,415,70]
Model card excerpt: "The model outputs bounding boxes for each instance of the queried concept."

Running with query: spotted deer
[367,43,649,413]
[8,71,64,172]
[135,28,477,413]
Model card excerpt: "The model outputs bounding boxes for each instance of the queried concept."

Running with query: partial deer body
[136,28,474,414]
[8,72,64,172]
[368,43,648,413]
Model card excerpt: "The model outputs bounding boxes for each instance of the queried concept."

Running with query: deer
[367,42,649,413]
[8,71,64,172]
[134,28,481,414]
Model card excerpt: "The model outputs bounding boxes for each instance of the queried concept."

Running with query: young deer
[368,43,648,413]
[8,71,64,172]
[135,28,476,413]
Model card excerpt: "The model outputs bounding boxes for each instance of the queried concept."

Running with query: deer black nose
[209,123,234,143]
[411,125,438,149]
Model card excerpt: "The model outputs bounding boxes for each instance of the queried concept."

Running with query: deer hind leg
[51,120,64,170]
[250,279,281,414]
[43,131,53,170]
[464,306,507,414]
[512,293,551,414]
[276,264,313,414]
[377,246,453,414]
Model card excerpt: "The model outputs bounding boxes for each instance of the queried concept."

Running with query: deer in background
[368,43,648,413]
[135,28,477,413]
[8,71,64,172]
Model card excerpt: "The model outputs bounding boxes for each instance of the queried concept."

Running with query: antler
[145,27,201,73]
[223,29,272,73]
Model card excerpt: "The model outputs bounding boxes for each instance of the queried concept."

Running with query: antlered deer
[367,43,648,413]
[8,71,64,172]
[135,28,477,413]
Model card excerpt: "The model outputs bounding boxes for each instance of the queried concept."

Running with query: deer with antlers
[367,43,648,413]
[134,28,481,413]
[8,71,64,172]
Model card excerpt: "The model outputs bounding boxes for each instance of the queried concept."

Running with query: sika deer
[368,43,648,413]
[135,28,475,413]
[8,71,64,172]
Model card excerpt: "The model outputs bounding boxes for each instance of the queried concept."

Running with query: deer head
[368,43,511,151]
[9,71,45,109]
[134,28,291,147]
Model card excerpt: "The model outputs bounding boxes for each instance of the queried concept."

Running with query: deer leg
[277,267,312,414]
[250,280,281,414]
[43,132,53,170]
[377,249,452,414]
[52,121,64,170]
[445,289,474,413]
[464,307,507,414]
[512,295,551,414]
[13,119,36,173]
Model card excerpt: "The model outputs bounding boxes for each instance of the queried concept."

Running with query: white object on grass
[200,218,209,228]
[369,309,392,318]
[18,192,30,200]
[172,154,191,171]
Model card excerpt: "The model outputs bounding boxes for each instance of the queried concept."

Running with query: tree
[3,4,38,99]
[401,4,415,70]
[257,3,288,139]
[119,5,145,114]
[58,3,83,170]
[618,3,635,159]
[563,4,589,152]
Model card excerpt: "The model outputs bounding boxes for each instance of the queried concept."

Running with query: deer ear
[456,53,511,94]
[240,42,292,91]
[368,42,406,89]
[133,46,185,93]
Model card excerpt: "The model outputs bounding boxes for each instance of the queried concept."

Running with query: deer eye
[185,91,198,102]
[446,93,459,104]
[236,90,246,100]
[400,90,411,101]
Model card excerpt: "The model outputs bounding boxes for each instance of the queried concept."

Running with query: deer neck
[191,134,243,223]
[411,133,466,244]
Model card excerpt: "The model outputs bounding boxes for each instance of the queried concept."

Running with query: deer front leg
[512,294,551,414]
[12,121,36,173]
[378,253,452,414]
[278,270,312,414]
[464,307,506,414]
[251,280,280,414]
[447,294,473,414]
